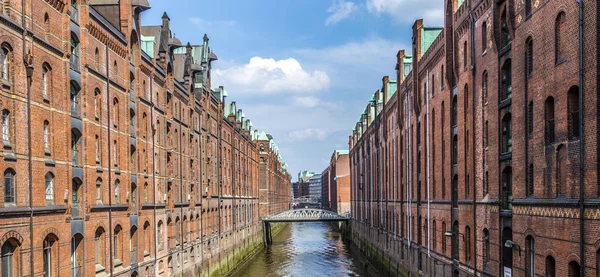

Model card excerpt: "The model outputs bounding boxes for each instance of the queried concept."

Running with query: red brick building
[321,150,350,215]
[0,1,291,277]
[349,0,598,276]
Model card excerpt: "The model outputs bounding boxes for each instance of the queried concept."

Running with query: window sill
[113,259,122,267]
[43,96,50,103]
[95,264,105,273]
[3,140,12,149]
[1,79,10,89]
[555,57,566,66]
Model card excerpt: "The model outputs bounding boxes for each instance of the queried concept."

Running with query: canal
[230,222,381,277]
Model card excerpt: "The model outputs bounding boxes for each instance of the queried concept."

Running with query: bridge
[263,208,350,222]
[262,209,350,245]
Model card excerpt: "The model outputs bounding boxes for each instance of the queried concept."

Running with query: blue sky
[142,0,443,181]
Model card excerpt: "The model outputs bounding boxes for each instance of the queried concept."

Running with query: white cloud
[212,57,330,94]
[293,96,320,108]
[296,37,407,72]
[366,0,444,26]
[288,128,329,141]
[292,96,343,110]
[189,17,237,28]
[325,0,358,26]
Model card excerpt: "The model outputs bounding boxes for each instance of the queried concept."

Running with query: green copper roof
[336,150,349,155]
[258,131,269,141]
[387,80,397,101]
[457,0,465,8]
[141,35,155,58]
[420,28,443,57]
[369,93,376,102]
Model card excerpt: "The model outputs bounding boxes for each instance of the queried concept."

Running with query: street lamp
[504,239,522,256]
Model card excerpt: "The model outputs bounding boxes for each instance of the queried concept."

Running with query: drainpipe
[406,90,412,246]
[106,36,113,277]
[22,0,34,275]
[576,0,584,276]
[150,74,157,265]
[469,8,478,275]
[426,70,431,257]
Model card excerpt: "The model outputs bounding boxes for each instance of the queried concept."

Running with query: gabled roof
[387,80,397,101]
[420,28,443,57]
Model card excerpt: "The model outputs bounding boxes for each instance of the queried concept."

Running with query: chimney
[397,50,406,83]
[382,76,389,105]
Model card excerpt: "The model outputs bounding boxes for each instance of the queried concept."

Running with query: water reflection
[232,222,379,277]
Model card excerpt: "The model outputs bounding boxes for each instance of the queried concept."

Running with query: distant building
[297,170,315,198]
[321,150,350,214]
[292,182,300,198]
[308,174,322,201]
[321,167,330,209]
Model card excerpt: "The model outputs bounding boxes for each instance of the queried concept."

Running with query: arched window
[500,9,510,47]
[43,235,57,277]
[94,88,101,120]
[501,60,512,101]
[130,183,137,213]
[463,41,468,69]
[70,34,79,71]
[143,182,148,203]
[113,98,119,128]
[483,229,490,271]
[451,95,457,126]
[70,82,80,117]
[482,71,488,102]
[45,172,54,205]
[568,86,580,140]
[568,261,581,277]
[44,13,50,35]
[94,228,105,268]
[142,112,147,138]
[545,97,556,145]
[95,135,100,163]
[482,21,488,53]
[528,101,534,139]
[2,109,10,145]
[501,113,512,153]
[555,12,566,63]
[42,64,50,99]
[157,221,164,250]
[71,178,82,218]
[71,129,81,166]
[452,135,458,165]
[113,140,118,166]
[43,121,50,153]
[526,37,533,76]
[94,48,99,68]
[1,44,12,82]
[144,221,151,257]
[4,169,16,205]
[114,225,122,261]
[441,65,444,88]
[432,221,437,250]
[1,239,17,276]
[130,226,137,260]
[546,256,556,277]
[465,226,471,264]
[96,178,102,204]
[556,145,567,196]
[114,179,120,204]
[525,236,535,277]
[502,167,513,210]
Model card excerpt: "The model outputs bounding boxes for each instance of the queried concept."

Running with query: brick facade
[0,1,291,277]
[349,0,598,276]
